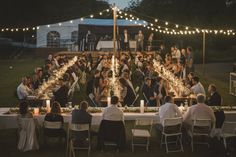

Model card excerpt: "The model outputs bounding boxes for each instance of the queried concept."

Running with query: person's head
[208,84,217,94]
[19,101,30,115]
[164,95,173,103]
[87,30,91,34]
[50,101,61,114]
[192,76,199,85]
[123,72,129,79]
[170,46,175,51]
[119,77,128,87]
[111,96,119,105]
[181,48,186,55]
[138,30,142,34]
[187,46,192,53]
[188,72,194,80]
[124,29,127,34]
[94,70,100,77]
[22,77,28,85]
[80,101,89,111]
[196,94,206,104]
[145,77,152,86]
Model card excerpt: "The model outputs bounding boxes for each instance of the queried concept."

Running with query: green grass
[0,58,44,106]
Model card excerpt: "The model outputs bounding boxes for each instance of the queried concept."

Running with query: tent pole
[202,31,206,75]
[113,4,117,58]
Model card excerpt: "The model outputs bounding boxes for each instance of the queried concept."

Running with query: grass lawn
[0,58,44,107]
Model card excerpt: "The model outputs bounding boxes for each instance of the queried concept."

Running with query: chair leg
[180,134,184,152]
[160,134,163,148]
[191,136,194,152]
[165,135,169,153]
[131,136,134,152]
[223,138,227,150]
[146,137,150,152]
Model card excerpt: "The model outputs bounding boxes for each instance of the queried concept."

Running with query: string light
[165,22,168,25]
[70,20,73,23]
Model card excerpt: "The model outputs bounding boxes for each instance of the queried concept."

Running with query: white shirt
[159,102,182,126]
[17,83,31,99]
[191,82,206,96]
[124,33,128,43]
[183,103,216,126]
[102,105,124,121]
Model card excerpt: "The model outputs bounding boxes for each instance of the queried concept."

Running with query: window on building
[71,31,78,42]
[47,31,60,47]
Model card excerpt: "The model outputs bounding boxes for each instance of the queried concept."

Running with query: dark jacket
[97,120,126,151]
[53,85,69,107]
[124,85,136,107]
[208,92,222,106]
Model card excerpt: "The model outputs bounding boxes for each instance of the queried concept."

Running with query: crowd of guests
[16,53,93,107]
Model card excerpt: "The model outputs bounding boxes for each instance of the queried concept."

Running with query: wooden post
[203,31,206,75]
[113,4,117,57]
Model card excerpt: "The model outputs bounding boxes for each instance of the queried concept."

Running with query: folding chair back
[134,118,153,132]
[192,119,211,134]
[222,121,236,134]
[44,121,62,129]
[163,117,182,134]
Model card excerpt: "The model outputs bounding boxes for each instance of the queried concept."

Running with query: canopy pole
[113,4,117,58]
[202,31,206,75]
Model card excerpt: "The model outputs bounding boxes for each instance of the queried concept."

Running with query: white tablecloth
[1,108,236,130]
[0,108,159,129]
[96,40,136,51]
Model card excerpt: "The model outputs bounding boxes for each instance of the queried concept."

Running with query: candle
[140,100,145,113]
[46,100,51,113]
[34,108,39,115]
[107,97,111,106]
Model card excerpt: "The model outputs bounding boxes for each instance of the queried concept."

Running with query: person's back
[159,96,182,125]
[102,96,124,121]
[183,94,215,126]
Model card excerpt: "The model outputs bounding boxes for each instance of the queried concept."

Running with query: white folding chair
[220,121,236,149]
[88,93,98,107]
[43,121,64,144]
[131,118,153,152]
[67,123,91,157]
[142,92,150,106]
[190,119,212,152]
[160,117,183,153]
[130,94,139,106]
[135,86,140,93]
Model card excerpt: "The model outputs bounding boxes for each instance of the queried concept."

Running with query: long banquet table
[1,107,236,130]
[0,108,158,129]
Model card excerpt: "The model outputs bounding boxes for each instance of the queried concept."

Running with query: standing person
[86,30,96,51]
[121,29,130,51]
[186,46,194,73]
[142,77,157,106]
[159,44,166,61]
[147,33,154,51]
[135,30,144,52]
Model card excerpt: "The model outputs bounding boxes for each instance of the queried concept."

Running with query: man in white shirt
[190,76,206,96]
[102,96,124,121]
[159,96,182,126]
[17,77,32,100]
[183,94,216,128]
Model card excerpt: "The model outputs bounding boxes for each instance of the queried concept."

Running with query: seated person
[158,96,182,127]
[119,78,136,106]
[98,96,126,151]
[190,76,206,96]
[183,94,216,131]
[17,77,33,100]
[207,84,222,106]
[71,101,92,145]
[53,80,69,107]
[102,96,124,121]
[18,101,33,118]
[44,101,66,138]
[142,77,157,106]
